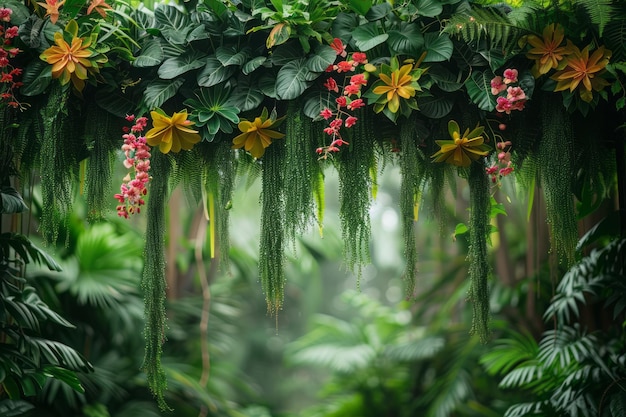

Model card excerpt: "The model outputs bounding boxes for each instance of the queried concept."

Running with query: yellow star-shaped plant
[431,120,491,167]
[232,107,285,159]
[145,110,201,154]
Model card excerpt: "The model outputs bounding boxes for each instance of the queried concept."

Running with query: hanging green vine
[259,141,287,314]
[37,83,75,245]
[141,151,172,411]
[205,142,237,267]
[85,103,117,222]
[539,96,578,266]
[399,116,426,297]
[284,101,320,241]
[337,110,377,276]
[467,161,492,343]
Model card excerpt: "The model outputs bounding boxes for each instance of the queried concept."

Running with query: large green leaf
[464,70,495,111]
[230,79,264,112]
[158,50,207,79]
[365,3,391,21]
[423,32,453,62]
[19,61,51,96]
[270,43,304,65]
[133,39,164,68]
[142,78,185,109]
[197,57,236,87]
[429,65,463,92]
[0,400,35,417]
[387,23,424,56]
[275,59,313,100]
[302,91,334,120]
[216,46,250,67]
[417,94,454,118]
[95,87,136,118]
[348,0,372,15]
[415,0,443,17]
[258,72,278,98]
[305,45,336,73]
[154,4,190,31]
[331,12,358,40]
[243,56,267,75]
[1,186,28,214]
[352,22,388,51]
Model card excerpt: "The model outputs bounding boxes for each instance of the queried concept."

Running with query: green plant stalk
[141,151,171,411]
[468,161,491,343]
[260,140,286,314]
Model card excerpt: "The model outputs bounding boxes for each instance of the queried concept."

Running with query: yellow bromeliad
[145,109,201,154]
[526,23,571,77]
[232,107,285,159]
[364,56,425,122]
[39,20,107,92]
[551,43,612,103]
[431,120,490,167]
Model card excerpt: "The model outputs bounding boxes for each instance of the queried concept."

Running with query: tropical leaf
[0,186,28,214]
[417,94,454,118]
[230,79,264,112]
[387,23,424,56]
[275,59,313,100]
[141,78,184,109]
[464,70,495,111]
[133,39,164,67]
[575,0,614,36]
[352,22,389,51]
[0,399,35,417]
[215,45,250,67]
[242,56,267,75]
[157,50,207,79]
[305,45,336,73]
[197,57,236,87]
[423,32,453,62]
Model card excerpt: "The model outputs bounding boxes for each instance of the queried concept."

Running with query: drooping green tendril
[467,161,492,343]
[141,151,172,411]
[259,140,286,315]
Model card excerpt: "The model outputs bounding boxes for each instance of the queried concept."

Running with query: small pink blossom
[343,83,361,96]
[330,38,347,57]
[0,8,12,22]
[349,73,367,86]
[329,118,343,129]
[490,76,506,95]
[335,96,347,108]
[335,60,355,73]
[496,96,513,114]
[506,86,526,101]
[503,68,518,84]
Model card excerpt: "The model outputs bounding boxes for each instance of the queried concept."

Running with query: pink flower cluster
[316,39,368,159]
[114,115,151,218]
[490,68,527,114]
[0,8,24,110]
[486,140,514,186]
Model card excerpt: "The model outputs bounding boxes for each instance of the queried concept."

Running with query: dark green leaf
[275,59,313,100]
[429,66,463,92]
[243,56,267,75]
[95,87,136,118]
[158,50,207,79]
[269,43,304,65]
[154,4,190,31]
[387,23,424,56]
[142,78,185,109]
[230,80,264,112]
[43,366,85,393]
[216,46,250,67]
[348,0,372,15]
[415,0,443,17]
[417,94,454,118]
[305,45,336,73]
[133,39,164,67]
[331,12,358,40]
[423,32,453,62]
[302,91,334,120]
[365,3,391,21]
[1,186,28,214]
[352,22,388,51]
[19,61,51,97]
[197,57,236,87]
[464,70,495,111]
[0,399,35,417]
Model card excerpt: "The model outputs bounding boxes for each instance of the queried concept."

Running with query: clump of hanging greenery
[2,0,626,407]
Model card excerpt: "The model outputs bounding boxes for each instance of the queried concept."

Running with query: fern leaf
[574,0,614,36]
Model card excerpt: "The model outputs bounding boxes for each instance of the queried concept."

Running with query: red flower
[336,60,355,73]
[324,77,339,92]
[350,74,367,86]
[1,72,12,82]
[320,108,333,120]
[352,52,367,64]
[330,38,347,57]
[4,26,17,39]
[335,96,347,107]
[343,83,360,96]
[344,116,358,128]
[347,98,365,110]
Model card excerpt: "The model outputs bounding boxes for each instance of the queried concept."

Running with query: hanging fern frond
[574,0,615,37]
[259,140,286,315]
[284,101,320,242]
[337,109,376,279]
[603,13,626,63]
[399,115,427,297]
[539,96,578,267]
[467,161,492,343]
[140,151,172,411]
